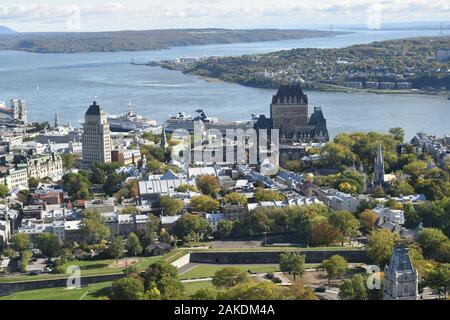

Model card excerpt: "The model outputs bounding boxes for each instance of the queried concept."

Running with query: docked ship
[165,109,252,133]
[165,109,218,133]
[108,103,158,132]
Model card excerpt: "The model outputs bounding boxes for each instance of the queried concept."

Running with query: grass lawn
[0,250,183,283]
[179,264,280,280]
[183,281,214,295]
[0,281,112,300]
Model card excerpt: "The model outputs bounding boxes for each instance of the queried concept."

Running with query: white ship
[108,103,158,132]
[165,109,218,133]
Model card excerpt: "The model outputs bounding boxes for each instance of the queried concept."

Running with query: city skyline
[0,0,449,32]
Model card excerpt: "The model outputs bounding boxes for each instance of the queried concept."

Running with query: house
[187,166,217,178]
[84,198,116,214]
[222,204,247,222]
[161,215,181,231]
[22,205,44,220]
[139,170,196,204]
[205,213,225,229]
[247,201,284,212]
[314,188,360,213]
[145,243,172,256]
[373,206,405,226]
[118,214,149,236]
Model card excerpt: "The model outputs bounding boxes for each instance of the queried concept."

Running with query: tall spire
[373,142,385,186]
[54,112,60,128]
[160,125,168,149]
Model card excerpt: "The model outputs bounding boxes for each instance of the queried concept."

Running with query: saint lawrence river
[0,28,448,140]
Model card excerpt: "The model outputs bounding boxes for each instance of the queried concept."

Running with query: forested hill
[0,29,346,53]
[184,36,450,91]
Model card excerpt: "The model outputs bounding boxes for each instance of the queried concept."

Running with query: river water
[0,28,448,140]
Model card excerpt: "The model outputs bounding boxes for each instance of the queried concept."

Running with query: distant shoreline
[0,29,348,54]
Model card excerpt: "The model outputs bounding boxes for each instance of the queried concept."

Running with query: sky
[0,0,449,32]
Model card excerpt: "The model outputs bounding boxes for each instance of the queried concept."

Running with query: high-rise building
[81,101,111,169]
[383,245,419,300]
[11,99,27,124]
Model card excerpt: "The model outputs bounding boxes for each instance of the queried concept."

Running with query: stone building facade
[254,84,329,168]
[383,245,419,300]
[27,153,63,181]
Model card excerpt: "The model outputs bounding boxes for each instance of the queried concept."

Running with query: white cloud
[0,1,449,31]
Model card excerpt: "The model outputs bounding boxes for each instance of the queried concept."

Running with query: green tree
[159,196,184,215]
[190,195,220,212]
[309,218,342,246]
[61,153,77,169]
[254,188,285,202]
[197,175,221,196]
[36,232,60,259]
[320,142,357,168]
[143,261,184,299]
[389,127,405,142]
[191,288,217,300]
[109,236,124,262]
[81,209,111,244]
[212,267,248,289]
[121,206,141,215]
[339,279,354,300]
[371,187,385,198]
[426,264,450,299]
[417,227,450,261]
[338,182,357,194]
[339,274,368,300]
[219,281,283,300]
[126,232,143,256]
[0,184,8,198]
[172,214,211,241]
[320,255,348,284]
[279,252,306,281]
[367,229,399,266]
[359,209,378,232]
[390,180,415,197]
[19,250,32,272]
[62,172,91,200]
[175,184,198,192]
[2,248,16,259]
[329,210,360,245]
[111,276,145,300]
[11,233,30,252]
[223,192,248,205]
[283,160,302,172]
[28,177,40,189]
[103,173,124,196]
[89,165,107,184]
[215,220,234,239]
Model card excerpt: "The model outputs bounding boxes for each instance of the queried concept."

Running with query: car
[314,286,327,293]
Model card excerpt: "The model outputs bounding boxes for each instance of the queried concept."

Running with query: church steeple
[160,125,168,149]
[373,142,385,186]
[54,112,60,128]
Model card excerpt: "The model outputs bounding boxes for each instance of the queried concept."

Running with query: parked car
[314,286,327,293]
